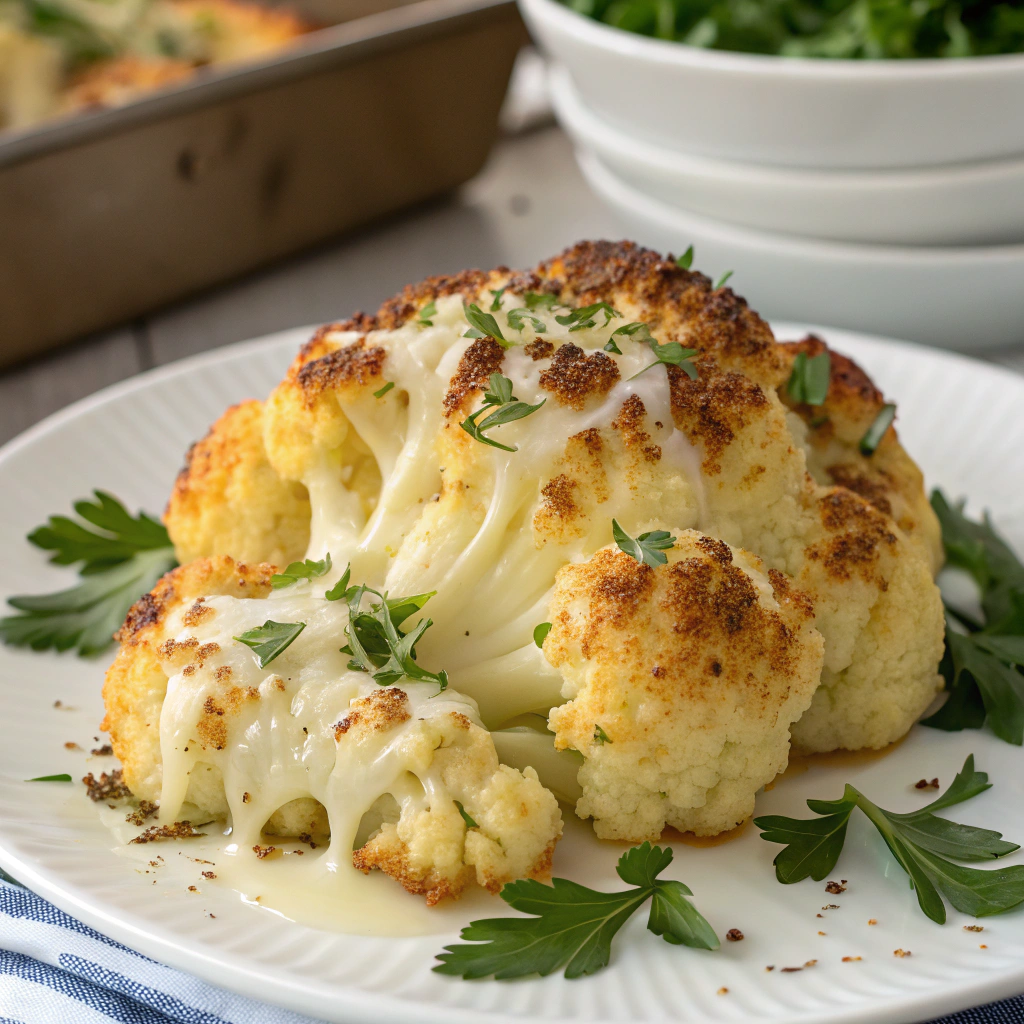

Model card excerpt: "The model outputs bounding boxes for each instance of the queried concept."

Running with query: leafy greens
[754,755,1024,924]
[434,842,718,979]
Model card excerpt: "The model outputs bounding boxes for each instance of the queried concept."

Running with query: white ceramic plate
[549,64,1024,247]
[518,0,1024,170]
[577,149,1024,353]
[2,324,1024,1024]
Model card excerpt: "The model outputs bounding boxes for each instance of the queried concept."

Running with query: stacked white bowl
[519,0,1024,351]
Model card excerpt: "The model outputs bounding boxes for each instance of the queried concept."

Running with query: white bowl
[551,65,1024,246]
[576,148,1024,351]
[520,0,1024,170]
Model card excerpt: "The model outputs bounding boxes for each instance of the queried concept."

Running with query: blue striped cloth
[0,876,1020,1024]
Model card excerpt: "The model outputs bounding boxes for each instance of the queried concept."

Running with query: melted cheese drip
[151,294,710,932]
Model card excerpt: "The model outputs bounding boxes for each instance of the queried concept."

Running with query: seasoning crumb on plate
[964,925,984,932]
[717,987,728,995]
[868,919,877,925]
[914,778,940,790]
[894,949,912,958]
[825,880,846,894]
[842,956,862,962]
[726,929,744,942]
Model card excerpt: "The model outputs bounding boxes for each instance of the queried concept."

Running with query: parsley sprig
[507,308,548,334]
[555,302,621,332]
[628,338,699,381]
[234,620,306,668]
[270,554,332,589]
[787,351,831,406]
[755,755,1024,924]
[331,568,448,691]
[434,842,718,980]
[460,373,545,453]
[860,402,897,455]
[924,491,1024,743]
[613,519,676,567]
[463,303,509,346]
[0,492,177,656]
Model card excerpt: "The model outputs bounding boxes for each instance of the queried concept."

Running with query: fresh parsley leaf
[612,519,676,567]
[455,800,478,828]
[324,563,353,601]
[787,351,831,406]
[27,774,72,782]
[859,402,896,455]
[714,270,734,289]
[507,308,548,334]
[460,373,545,453]
[594,723,612,744]
[922,492,1024,742]
[534,622,552,648]
[612,321,654,345]
[489,288,507,311]
[676,245,694,270]
[417,300,437,328]
[524,292,560,311]
[754,755,1024,924]
[270,554,332,590]
[1,492,177,657]
[433,842,718,979]
[234,620,305,669]
[604,340,622,354]
[373,381,395,398]
[26,490,171,571]
[628,338,699,382]
[555,302,621,332]
[463,303,509,346]
[341,583,448,691]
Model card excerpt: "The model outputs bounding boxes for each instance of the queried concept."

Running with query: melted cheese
[149,293,712,930]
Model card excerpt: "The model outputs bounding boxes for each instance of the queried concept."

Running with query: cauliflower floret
[164,400,311,567]
[102,556,562,903]
[544,531,824,841]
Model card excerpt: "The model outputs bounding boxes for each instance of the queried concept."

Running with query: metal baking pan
[0,0,526,367]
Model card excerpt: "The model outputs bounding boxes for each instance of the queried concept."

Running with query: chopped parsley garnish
[489,288,507,311]
[417,301,437,328]
[604,340,622,354]
[338,578,448,691]
[787,351,831,406]
[507,308,548,334]
[593,724,612,744]
[714,270,734,290]
[628,338,699,382]
[754,755,1024,924]
[0,492,177,656]
[373,381,395,398]
[460,373,545,453]
[234,620,305,669]
[434,842,718,979]
[923,491,1024,743]
[675,246,694,269]
[555,302,621,332]
[27,774,72,783]
[455,801,478,828]
[270,554,332,589]
[463,303,509,346]
[611,321,654,344]
[859,403,896,455]
[612,519,676,567]
[534,622,552,647]
[524,292,560,311]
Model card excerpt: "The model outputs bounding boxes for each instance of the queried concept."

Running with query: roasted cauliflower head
[102,556,562,903]
[108,239,944,862]
[544,531,824,841]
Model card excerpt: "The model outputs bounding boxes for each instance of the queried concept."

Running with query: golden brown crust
[443,337,506,417]
[296,341,386,406]
[538,343,620,410]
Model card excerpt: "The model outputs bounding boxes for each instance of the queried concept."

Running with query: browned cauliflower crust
[127,240,943,849]
[544,532,824,840]
[165,400,310,567]
[779,334,943,574]
[102,556,561,902]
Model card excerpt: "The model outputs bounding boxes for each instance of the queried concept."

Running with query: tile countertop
[2,122,1024,447]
